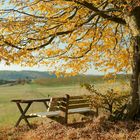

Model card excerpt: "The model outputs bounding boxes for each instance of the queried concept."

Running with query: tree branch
[4,36,55,50]
[67,0,126,25]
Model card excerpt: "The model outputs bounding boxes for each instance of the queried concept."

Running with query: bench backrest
[49,97,64,111]
[58,94,91,123]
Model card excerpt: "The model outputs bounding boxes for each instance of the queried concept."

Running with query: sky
[0,2,105,75]
[0,62,104,75]
[0,1,105,75]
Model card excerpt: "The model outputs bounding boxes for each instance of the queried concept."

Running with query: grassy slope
[0,84,89,126]
[34,74,130,86]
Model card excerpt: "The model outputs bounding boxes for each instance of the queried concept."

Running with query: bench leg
[43,101,49,110]
[15,102,32,128]
[64,112,68,124]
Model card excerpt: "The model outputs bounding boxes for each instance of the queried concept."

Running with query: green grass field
[0,77,130,127]
[0,83,89,127]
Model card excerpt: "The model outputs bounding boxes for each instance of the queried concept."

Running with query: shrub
[82,83,130,120]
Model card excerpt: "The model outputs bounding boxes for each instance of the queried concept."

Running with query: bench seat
[68,107,91,114]
[29,111,60,118]
[29,107,91,118]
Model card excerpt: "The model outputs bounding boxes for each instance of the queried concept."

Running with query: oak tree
[0,0,140,119]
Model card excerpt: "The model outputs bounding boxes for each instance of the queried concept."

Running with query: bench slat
[29,111,60,118]
[68,96,84,99]
[68,107,91,114]
[68,95,91,99]
[68,103,90,109]
[59,106,67,112]
[69,99,89,104]
[58,101,67,106]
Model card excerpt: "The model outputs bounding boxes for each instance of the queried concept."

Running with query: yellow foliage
[0,0,135,75]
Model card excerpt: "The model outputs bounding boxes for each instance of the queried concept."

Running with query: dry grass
[0,116,140,140]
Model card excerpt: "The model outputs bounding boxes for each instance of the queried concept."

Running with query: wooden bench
[11,98,62,128]
[29,97,63,117]
[11,95,94,127]
[58,94,94,124]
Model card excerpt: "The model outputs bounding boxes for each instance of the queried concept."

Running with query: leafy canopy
[0,0,139,76]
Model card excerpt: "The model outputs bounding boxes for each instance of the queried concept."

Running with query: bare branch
[66,0,126,25]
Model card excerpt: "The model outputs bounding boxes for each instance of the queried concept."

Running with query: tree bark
[126,6,140,119]
[127,37,140,119]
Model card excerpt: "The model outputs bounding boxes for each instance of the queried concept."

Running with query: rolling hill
[0,70,56,80]
[0,70,130,86]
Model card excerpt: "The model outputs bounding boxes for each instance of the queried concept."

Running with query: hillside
[0,70,56,80]
[0,70,130,86]
[34,75,104,86]
[34,74,130,86]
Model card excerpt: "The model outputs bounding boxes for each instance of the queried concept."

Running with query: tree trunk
[127,36,140,119]
[126,7,140,119]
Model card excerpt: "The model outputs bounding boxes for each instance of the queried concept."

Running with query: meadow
[0,75,130,127]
